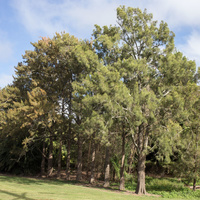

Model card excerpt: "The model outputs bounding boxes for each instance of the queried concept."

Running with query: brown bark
[57,138,62,178]
[135,124,148,195]
[47,136,53,177]
[95,144,100,179]
[136,151,146,194]
[66,89,72,180]
[41,141,46,175]
[193,134,198,191]
[66,114,72,180]
[193,178,197,191]
[103,146,110,187]
[90,135,96,184]
[76,135,83,181]
[86,139,91,178]
[66,133,71,180]
[128,143,135,174]
[119,132,126,190]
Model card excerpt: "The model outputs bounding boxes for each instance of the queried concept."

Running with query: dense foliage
[0,6,200,195]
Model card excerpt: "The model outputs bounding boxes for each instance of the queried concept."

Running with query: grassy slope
[0,175,198,200]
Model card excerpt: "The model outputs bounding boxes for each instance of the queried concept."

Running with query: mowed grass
[0,174,198,200]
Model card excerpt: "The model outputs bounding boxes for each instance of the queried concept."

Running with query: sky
[1,0,200,88]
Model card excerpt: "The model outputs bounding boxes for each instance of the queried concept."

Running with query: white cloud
[11,0,68,37]
[11,0,121,38]
[12,0,200,38]
[11,0,200,66]
[0,74,13,88]
[140,0,200,28]
[177,31,200,67]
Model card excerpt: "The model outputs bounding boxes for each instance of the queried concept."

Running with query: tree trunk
[76,135,83,181]
[47,136,53,177]
[41,141,46,176]
[135,151,146,194]
[193,178,197,191]
[86,139,91,178]
[135,124,148,195]
[66,133,71,180]
[119,132,126,190]
[100,149,105,180]
[193,134,198,191]
[103,146,110,187]
[128,143,135,174]
[95,144,100,179]
[66,80,72,180]
[112,168,116,181]
[90,135,96,184]
[57,137,62,178]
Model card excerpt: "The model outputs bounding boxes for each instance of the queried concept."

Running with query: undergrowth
[125,176,200,199]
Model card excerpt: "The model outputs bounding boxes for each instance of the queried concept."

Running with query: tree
[91,6,198,194]
[170,83,200,191]
[13,32,100,178]
[73,59,133,187]
[0,86,27,173]
[0,86,44,174]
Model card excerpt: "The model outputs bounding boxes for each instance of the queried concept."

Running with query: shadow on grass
[0,175,41,185]
[0,189,35,200]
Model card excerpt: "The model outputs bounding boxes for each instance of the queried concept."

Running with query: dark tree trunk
[86,139,91,178]
[193,134,198,191]
[100,149,105,180]
[95,144,100,179]
[57,137,62,178]
[66,130,71,180]
[193,178,197,191]
[66,132,71,180]
[119,132,126,190]
[76,135,83,181]
[103,146,110,187]
[41,141,46,176]
[66,89,72,180]
[128,143,135,174]
[47,136,53,177]
[90,134,96,184]
[112,168,116,181]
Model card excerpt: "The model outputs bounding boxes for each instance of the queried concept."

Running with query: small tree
[171,83,200,191]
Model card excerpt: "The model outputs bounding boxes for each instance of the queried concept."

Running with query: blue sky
[1,0,200,88]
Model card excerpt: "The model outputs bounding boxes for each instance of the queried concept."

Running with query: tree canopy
[0,6,200,194]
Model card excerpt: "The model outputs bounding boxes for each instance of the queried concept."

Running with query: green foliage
[1,6,200,196]
[111,155,120,179]
[126,176,200,199]
[117,6,175,61]
[170,84,200,186]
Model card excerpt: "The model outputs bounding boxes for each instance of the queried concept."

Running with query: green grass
[0,174,199,200]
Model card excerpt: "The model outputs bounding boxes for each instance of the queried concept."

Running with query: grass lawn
[0,174,199,200]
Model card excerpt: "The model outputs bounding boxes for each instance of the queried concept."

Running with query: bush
[125,176,200,199]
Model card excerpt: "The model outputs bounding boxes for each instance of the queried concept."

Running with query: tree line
[1,6,200,194]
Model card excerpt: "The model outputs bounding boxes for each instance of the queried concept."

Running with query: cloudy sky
[1,0,200,88]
